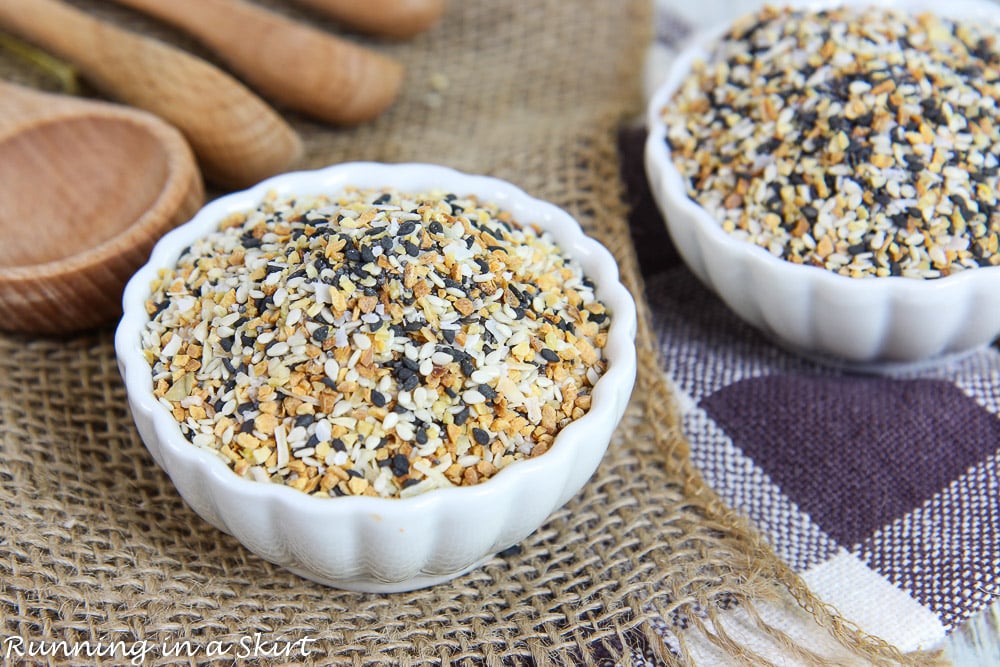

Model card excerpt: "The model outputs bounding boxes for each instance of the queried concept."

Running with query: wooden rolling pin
[0,0,302,188]
[289,0,446,39]
[109,0,403,125]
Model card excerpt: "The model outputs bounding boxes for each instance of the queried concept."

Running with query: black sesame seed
[294,414,314,428]
[312,325,330,342]
[219,336,234,352]
[428,221,444,234]
[460,359,475,377]
[371,390,386,407]
[401,374,420,392]
[442,328,456,344]
[391,454,410,476]
[454,407,470,426]
[539,348,560,363]
[306,434,320,448]
[404,240,421,257]
[472,428,490,445]
[372,193,392,205]
[345,248,361,262]
[415,427,428,444]
[478,384,497,399]
[397,221,417,236]
[240,420,255,434]
[401,478,421,489]
[758,137,781,154]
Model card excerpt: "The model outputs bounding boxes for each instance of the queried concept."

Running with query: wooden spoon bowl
[0,82,204,335]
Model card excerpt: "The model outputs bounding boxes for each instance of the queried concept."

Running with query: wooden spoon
[109,0,404,125]
[0,0,302,189]
[288,0,447,39]
[0,81,204,334]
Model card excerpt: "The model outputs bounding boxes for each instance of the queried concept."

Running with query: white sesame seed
[463,390,486,405]
[266,342,289,357]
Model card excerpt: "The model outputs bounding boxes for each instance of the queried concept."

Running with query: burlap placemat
[0,2,946,665]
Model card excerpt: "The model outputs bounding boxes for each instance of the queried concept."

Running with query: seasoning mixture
[142,188,610,498]
[662,5,1000,278]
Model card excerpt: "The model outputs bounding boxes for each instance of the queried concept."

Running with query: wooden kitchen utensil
[109,0,403,125]
[0,81,204,334]
[288,0,446,39]
[0,0,302,188]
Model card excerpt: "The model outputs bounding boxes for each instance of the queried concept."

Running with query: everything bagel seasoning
[141,189,610,498]
[662,5,1000,278]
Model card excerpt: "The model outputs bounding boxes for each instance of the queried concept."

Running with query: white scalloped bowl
[115,162,637,592]
[645,0,1000,367]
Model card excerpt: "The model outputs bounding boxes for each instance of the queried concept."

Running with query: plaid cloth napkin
[628,0,1000,655]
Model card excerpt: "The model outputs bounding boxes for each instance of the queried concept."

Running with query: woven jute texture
[0,2,944,665]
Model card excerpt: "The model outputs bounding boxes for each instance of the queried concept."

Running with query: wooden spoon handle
[0,0,302,188]
[110,0,403,125]
[288,0,446,39]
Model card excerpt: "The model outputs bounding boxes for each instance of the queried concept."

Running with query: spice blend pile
[142,189,610,498]
[662,5,1000,278]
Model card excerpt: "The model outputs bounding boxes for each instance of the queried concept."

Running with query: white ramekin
[645,0,1000,366]
[115,162,637,591]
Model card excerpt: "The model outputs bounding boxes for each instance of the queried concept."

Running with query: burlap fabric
[0,2,946,665]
